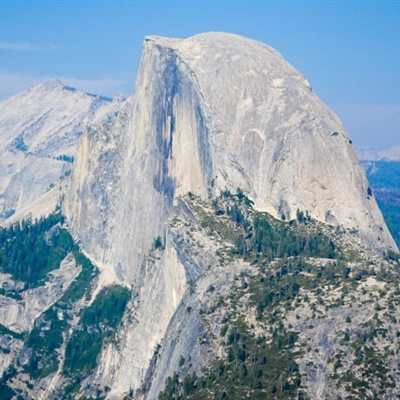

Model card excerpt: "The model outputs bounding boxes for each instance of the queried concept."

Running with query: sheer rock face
[66,32,396,281]
[63,32,397,397]
[0,80,123,223]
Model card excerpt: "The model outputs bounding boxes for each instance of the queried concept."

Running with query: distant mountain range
[358,145,400,161]
[362,160,400,247]
[0,79,124,223]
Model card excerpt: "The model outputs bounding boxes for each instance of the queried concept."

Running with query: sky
[0,0,399,150]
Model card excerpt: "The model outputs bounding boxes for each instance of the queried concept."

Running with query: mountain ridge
[62,32,398,397]
[358,145,400,161]
[0,80,124,224]
[65,32,397,287]
[0,32,399,399]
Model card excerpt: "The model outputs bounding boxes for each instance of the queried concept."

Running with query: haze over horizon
[0,1,399,150]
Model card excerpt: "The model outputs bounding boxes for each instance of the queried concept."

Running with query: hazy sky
[0,0,399,149]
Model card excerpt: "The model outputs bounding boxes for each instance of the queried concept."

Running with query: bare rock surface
[0,80,124,223]
[0,253,80,334]
[0,33,395,399]
[62,32,398,398]
[65,33,396,287]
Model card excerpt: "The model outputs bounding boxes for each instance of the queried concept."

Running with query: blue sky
[0,1,399,149]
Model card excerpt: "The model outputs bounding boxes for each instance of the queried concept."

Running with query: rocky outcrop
[65,33,396,286]
[0,80,124,223]
[0,253,81,378]
[63,32,398,398]
[0,253,80,334]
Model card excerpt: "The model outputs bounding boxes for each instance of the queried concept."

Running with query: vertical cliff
[63,32,397,397]
[65,32,396,283]
[0,80,123,223]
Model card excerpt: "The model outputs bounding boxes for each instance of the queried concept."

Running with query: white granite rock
[62,32,398,398]
[0,80,124,223]
[66,32,396,285]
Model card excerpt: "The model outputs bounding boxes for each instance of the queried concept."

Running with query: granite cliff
[0,33,399,399]
[0,80,124,224]
[62,33,397,398]
[65,32,396,282]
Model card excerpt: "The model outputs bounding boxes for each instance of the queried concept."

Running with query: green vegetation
[362,161,400,247]
[328,314,399,398]
[55,154,75,163]
[64,285,130,375]
[159,192,340,399]
[374,190,400,247]
[0,213,91,384]
[0,366,17,400]
[0,386,15,400]
[207,189,336,260]
[0,208,15,220]
[22,249,98,379]
[0,213,74,287]
[160,319,301,399]
[0,323,23,340]
[159,190,400,400]
[0,288,22,300]
[169,258,363,399]
[0,212,131,398]
[24,307,66,379]
[249,260,344,319]
[233,212,335,259]
[54,284,129,399]
[153,236,164,250]
[12,134,28,152]
[363,161,400,190]
[1,183,399,398]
